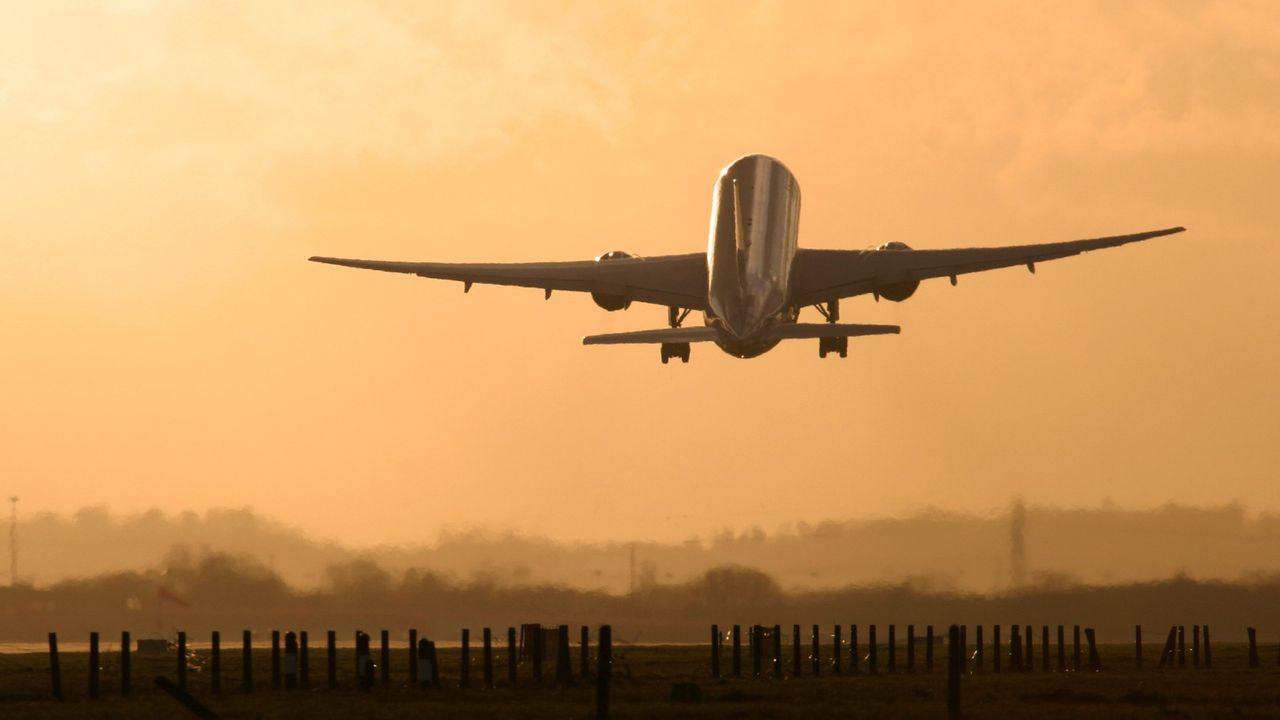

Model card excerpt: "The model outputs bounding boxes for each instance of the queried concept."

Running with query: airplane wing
[791,226,1185,306]
[309,253,709,310]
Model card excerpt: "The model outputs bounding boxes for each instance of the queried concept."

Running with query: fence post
[356,631,372,691]
[408,629,417,686]
[947,625,961,720]
[285,632,298,690]
[326,630,337,689]
[556,625,571,684]
[1177,626,1186,668]
[461,628,471,688]
[532,624,543,682]
[122,630,132,697]
[1203,625,1212,668]
[868,624,878,675]
[792,624,801,676]
[909,624,917,673]
[773,624,783,678]
[579,626,589,681]
[508,627,518,685]
[1135,625,1142,670]
[300,631,309,688]
[429,640,440,687]
[485,628,495,688]
[596,625,612,720]
[1072,625,1081,672]
[925,625,933,673]
[1025,625,1033,672]
[208,627,221,691]
[48,632,62,700]
[380,630,390,688]
[177,631,187,690]
[243,630,253,693]
[751,626,762,679]
[960,625,966,673]
[993,625,1001,673]
[733,624,742,678]
[710,624,720,678]
[811,624,821,676]
[1056,625,1065,672]
[1042,626,1049,672]
[417,639,431,688]
[973,626,982,674]
[270,630,280,690]
[1010,625,1020,670]
[833,624,842,674]
[1085,628,1101,671]
[1248,627,1259,668]
[887,624,896,673]
[1158,626,1176,669]
[851,625,860,674]
[89,631,100,699]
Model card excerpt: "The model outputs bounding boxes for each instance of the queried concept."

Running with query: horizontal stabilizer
[582,327,720,345]
[769,322,900,339]
[583,322,899,346]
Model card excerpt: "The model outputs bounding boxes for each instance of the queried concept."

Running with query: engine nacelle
[592,250,634,311]
[874,241,919,302]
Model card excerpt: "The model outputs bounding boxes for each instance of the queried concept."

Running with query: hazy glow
[2,1,1278,545]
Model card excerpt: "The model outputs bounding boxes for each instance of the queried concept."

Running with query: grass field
[2,641,1278,718]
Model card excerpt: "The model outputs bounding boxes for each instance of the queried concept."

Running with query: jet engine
[591,250,634,311]
[874,241,919,302]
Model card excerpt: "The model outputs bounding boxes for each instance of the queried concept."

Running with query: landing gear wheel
[661,342,690,364]
[818,337,848,359]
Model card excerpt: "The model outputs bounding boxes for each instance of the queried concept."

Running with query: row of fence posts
[45,624,614,707]
[1148,625,1215,670]
[707,623,1245,678]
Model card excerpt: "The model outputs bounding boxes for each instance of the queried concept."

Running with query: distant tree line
[3,548,1279,643]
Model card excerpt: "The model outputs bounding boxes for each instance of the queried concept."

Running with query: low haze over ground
[2,2,1277,546]
[12,503,1280,594]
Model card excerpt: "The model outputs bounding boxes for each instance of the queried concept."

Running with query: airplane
[311,154,1184,363]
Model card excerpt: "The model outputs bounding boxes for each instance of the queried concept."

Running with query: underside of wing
[792,226,1185,306]
[310,253,709,310]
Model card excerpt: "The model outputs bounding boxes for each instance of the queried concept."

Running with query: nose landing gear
[660,342,691,364]
[818,336,848,359]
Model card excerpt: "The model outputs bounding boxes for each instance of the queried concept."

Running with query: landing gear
[813,298,840,323]
[661,342,690,364]
[818,336,848,359]
[814,298,846,358]
[667,306,692,328]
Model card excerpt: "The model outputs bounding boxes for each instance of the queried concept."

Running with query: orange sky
[3,1,1278,546]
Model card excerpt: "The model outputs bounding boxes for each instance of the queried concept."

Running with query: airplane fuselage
[704,154,802,357]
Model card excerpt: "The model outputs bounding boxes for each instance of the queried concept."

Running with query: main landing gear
[661,342,690,364]
[661,305,693,364]
[813,298,846,359]
[818,336,848,359]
